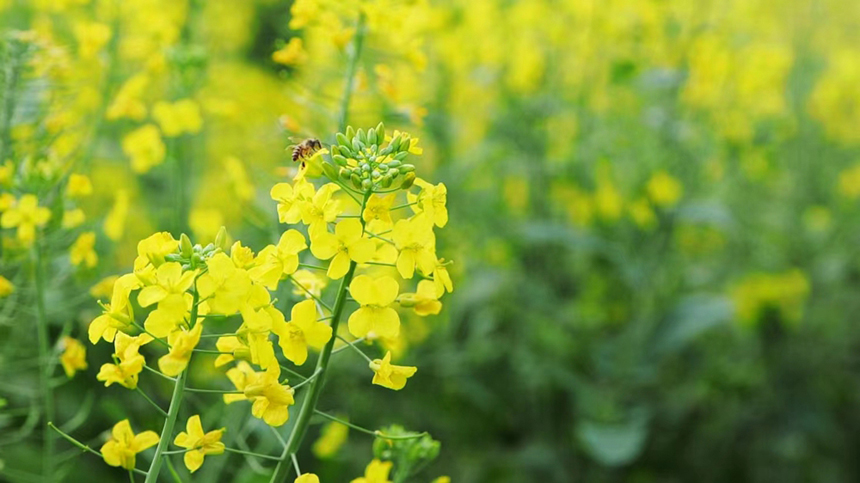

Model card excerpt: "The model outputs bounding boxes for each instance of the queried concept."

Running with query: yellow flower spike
[152,99,203,137]
[271,179,315,224]
[122,124,166,173]
[224,361,258,404]
[291,269,328,299]
[250,229,307,290]
[351,459,393,483]
[159,322,203,376]
[409,179,448,228]
[214,336,250,367]
[311,219,376,280]
[173,415,226,473]
[273,299,333,366]
[100,419,159,470]
[347,275,400,339]
[96,332,152,389]
[362,194,396,231]
[401,280,442,316]
[1,194,51,246]
[243,364,294,427]
[70,231,98,268]
[296,474,320,483]
[88,277,137,344]
[66,173,93,197]
[300,183,343,239]
[369,351,417,391]
[197,253,252,314]
[391,217,436,280]
[59,337,87,378]
[0,275,14,298]
[646,171,683,208]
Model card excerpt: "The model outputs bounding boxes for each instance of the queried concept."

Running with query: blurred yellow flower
[104,190,129,241]
[66,173,93,197]
[1,194,51,245]
[122,124,166,173]
[153,99,203,137]
[59,336,87,378]
[732,270,810,328]
[0,275,14,298]
[629,198,656,229]
[90,275,118,300]
[370,351,417,390]
[351,459,393,483]
[62,208,86,229]
[312,418,349,458]
[173,415,225,473]
[100,419,159,470]
[647,171,683,208]
[291,269,328,299]
[73,21,111,59]
[70,231,98,268]
[838,164,860,199]
[296,474,320,483]
[273,37,308,66]
[106,74,149,121]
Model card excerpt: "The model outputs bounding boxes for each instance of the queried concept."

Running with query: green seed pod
[394,151,409,161]
[350,173,362,189]
[368,127,377,146]
[361,178,372,191]
[332,154,348,166]
[180,233,193,258]
[401,172,416,189]
[387,168,399,178]
[389,135,402,152]
[399,163,415,173]
[387,159,402,168]
[375,122,385,143]
[339,167,351,180]
[345,126,355,140]
[322,162,339,180]
[381,174,393,188]
[336,132,349,147]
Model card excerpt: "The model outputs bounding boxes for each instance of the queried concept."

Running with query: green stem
[33,241,55,482]
[313,410,427,441]
[184,387,243,394]
[136,387,169,417]
[145,287,198,483]
[48,422,148,476]
[336,335,373,363]
[223,447,282,461]
[337,12,367,133]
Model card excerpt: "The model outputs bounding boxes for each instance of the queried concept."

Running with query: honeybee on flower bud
[290,138,323,168]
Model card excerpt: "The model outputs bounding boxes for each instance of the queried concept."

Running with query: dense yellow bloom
[392,217,436,279]
[100,419,159,470]
[296,474,320,483]
[271,179,315,224]
[153,99,203,137]
[70,232,98,268]
[198,253,252,314]
[401,280,442,316]
[250,229,307,289]
[1,194,51,245]
[96,332,152,389]
[273,37,308,65]
[173,415,225,473]
[348,275,400,338]
[311,219,376,279]
[159,322,203,376]
[362,193,396,230]
[66,173,92,197]
[89,276,138,344]
[409,179,448,227]
[243,364,295,427]
[73,21,111,59]
[300,183,342,238]
[351,459,393,483]
[370,351,417,390]
[106,74,149,121]
[274,299,332,365]
[139,264,196,336]
[122,124,166,173]
[646,171,683,208]
[313,418,349,458]
[0,275,13,297]
[59,336,87,377]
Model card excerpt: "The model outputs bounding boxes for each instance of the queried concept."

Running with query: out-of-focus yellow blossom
[838,163,860,199]
[646,171,683,208]
[250,229,307,289]
[243,364,294,427]
[431,477,451,483]
[159,323,203,376]
[594,164,623,221]
[106,74,149,121]
[300,183,343,238]
[173,415,225,473]
[273,37,308,66]
[370,351,417,390]
[410,179,448,227]
[296,474,320,483]
[291,269,328,299]
[629,198,656,229]
[96,332,152,389]
[152,99,203,137]
[271,179,315,224]
[104,190,129,241]
[312,418,349,458]
[59,336,87,378]
[100,419,159,470]
[0,160,13,186]
[809,50,860,145]
[62,209,86,229]
[392,217,436,279]
[400,280,442,316]
[122,124,166,173]
[311,219,376,279]
[73,21,111,59]
[66,173,93,197]
[348,275,400,339]
[0,275,14,297]
[363,194,396,231]
[1,194,51,245]
[273,299,332,366]
[223,156,254,201]
[70,232,98,268]
[351,459,393,483]
[732,270,810,328]
[90,275,118,300]
[190,208,225,242]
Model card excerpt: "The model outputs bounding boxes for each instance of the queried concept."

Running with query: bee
[290,138,322,168]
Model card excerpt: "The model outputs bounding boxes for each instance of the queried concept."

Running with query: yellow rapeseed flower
[1,194,51,245]
[300,183,343,239]
[100,419,159,470]
[409,179,447,228]
[369,351,417,390]
[0,275,14,298]
[88,275,138,344]
[391,217,436,279]
[197,253,252,314]
[173,415,225,473]
[66,173,93,197]
[272,37,308,66]
[70,231,98,268]
[96,332,152,389]
[250,229,307,290]
[159,323,203,376]
[243,364,295,427]
[646,171,683,208]
[271,179,315,224]
[152,99,203,137]
[362,193,396,231]
[311,219,376,279]
[59,336,87,378]
[400,280,442,316]
[106,74,149,121]
[348,275,400,338]
[122,124,166,173]
[273,299,332,366]
[351,459,393,483]
[62,208,86,229]
[296,474,320,483]
[312,418,349,459]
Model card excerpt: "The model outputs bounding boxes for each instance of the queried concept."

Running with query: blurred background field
[4,0,860,482]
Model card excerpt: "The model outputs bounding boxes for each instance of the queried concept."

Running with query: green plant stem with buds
[33,240,55,482]
[144,286,199,483]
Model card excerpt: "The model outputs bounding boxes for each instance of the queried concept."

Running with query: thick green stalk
[145,288,198,483]
[337,12,367,133]
[33,241,55,481]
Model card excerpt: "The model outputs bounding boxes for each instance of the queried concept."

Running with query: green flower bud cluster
[372,425,440,480]
[164,232,218,270]
[327,122,417,192]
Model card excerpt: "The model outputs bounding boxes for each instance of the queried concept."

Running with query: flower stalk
[34,240,55,481]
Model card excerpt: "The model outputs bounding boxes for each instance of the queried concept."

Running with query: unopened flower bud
[357,128,367,145]
[322,162,339,180]
[375,122,385,143]
[401,172,416,189]
[367,127,377,146]
[339,167,351,180]
[336,132,349,147]
[351,173,362,189]
[332,154,348,166]
[180,233,193,258]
